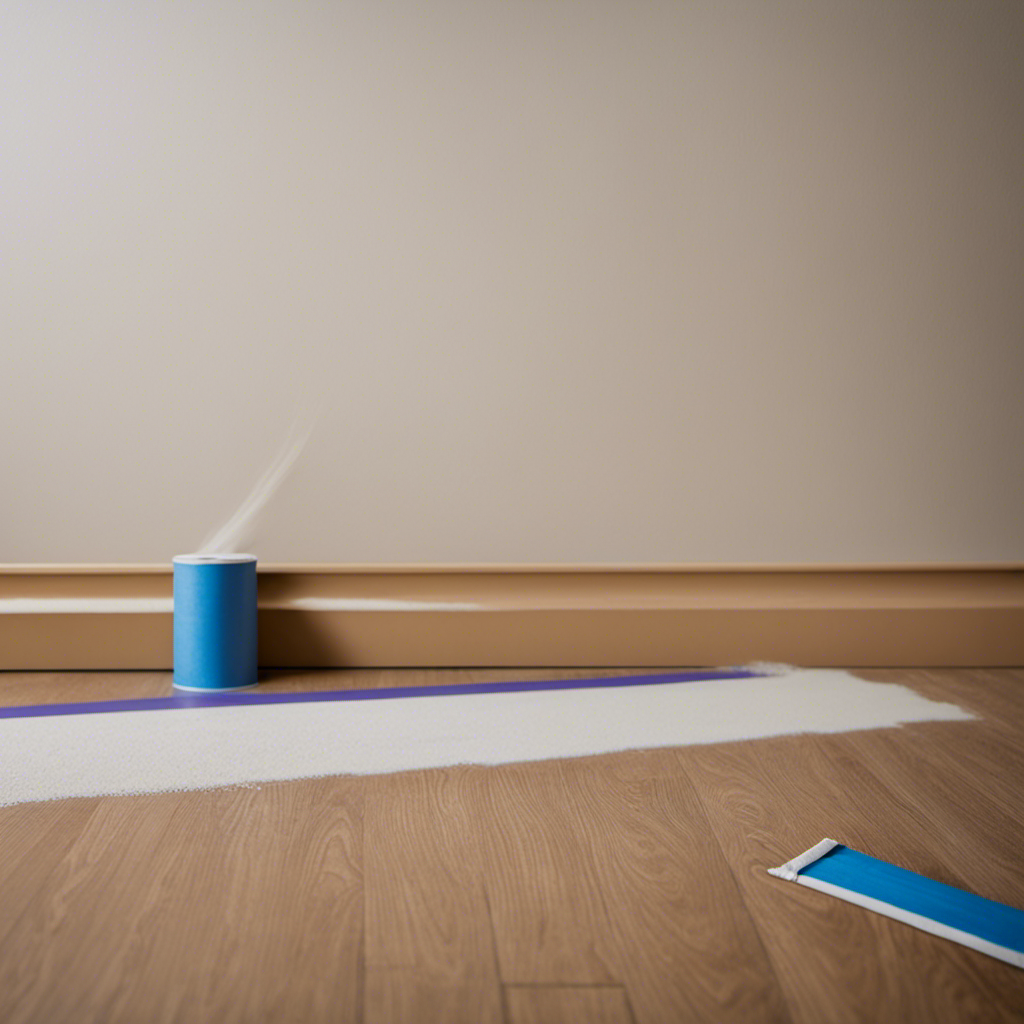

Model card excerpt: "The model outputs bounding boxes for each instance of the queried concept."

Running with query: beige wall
[3,0,1022,565]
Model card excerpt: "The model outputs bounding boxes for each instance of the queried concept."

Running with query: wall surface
[3,0,1022,564]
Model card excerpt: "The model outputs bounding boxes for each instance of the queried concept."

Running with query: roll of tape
[172,554,258,691]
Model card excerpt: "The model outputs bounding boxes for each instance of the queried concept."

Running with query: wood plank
[680,731,1024,1023]
[478,754,789,1022]
[114,776,363,1024]
[0,670,170,706]
[836,724,1024,905]
[0,798,100,942]
[0,790,193,1024]
[363,766,503,1024]
[475,758,622,985]
[0,778,363,1024]
[252,776,363,1023]
[866,717,1024,826]
[506,985,634,1024]
[839,669,1024,824]
[553,757,790,1024]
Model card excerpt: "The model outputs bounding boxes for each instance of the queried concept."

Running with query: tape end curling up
[767,838,840,881]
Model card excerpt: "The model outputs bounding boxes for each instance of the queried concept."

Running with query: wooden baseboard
[1,564,1022,669]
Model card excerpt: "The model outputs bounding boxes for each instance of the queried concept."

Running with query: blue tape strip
[0,668,758,721]
[800,845,1024,955]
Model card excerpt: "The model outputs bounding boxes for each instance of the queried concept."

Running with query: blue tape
[801,845,1024,957]
[172,555,258,691]
[0,669,758,719]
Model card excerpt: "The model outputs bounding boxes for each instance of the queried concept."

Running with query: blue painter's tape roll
[173,554,258,692]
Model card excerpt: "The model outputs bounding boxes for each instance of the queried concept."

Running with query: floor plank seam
[355,787,366,1024]
[621,983,640,1024]
[480,867,511,1024]
[676,754,798,1024]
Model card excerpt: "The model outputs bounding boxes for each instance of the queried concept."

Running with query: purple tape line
[0,669,758,720]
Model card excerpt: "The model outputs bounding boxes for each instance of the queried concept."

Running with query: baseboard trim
[2,564,1022,669]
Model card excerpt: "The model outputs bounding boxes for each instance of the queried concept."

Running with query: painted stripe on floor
[0,668,756,720]
[0,669,973,807]
[770,840,1024,968]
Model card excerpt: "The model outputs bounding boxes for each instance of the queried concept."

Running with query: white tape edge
[0,598,176,614]
[767,838,840,881]
[785,874,1024,969]
[171,682,259,692]
[173,554,257,564]
[269,597,482,611]
[742,662,801,676]
[0,597,482,614]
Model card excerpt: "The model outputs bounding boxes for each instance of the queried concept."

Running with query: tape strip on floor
[769,839,1024,968]
[0,668,758,720]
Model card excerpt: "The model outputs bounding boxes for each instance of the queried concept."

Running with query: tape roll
[172,554,258,691]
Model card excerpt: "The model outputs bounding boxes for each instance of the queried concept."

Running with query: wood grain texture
[506,985,635,1024]
[0,791,192,1023]
[0,780,362,1024]
[551,758,789,1024]
[0,670,171,705]
[678,730,1024,1023]
[0,666,1022,1023]
[0,798,100,946]
[475,757,622,985]
[363,767,503,1024]
[836,726,1024,906]
[475,753,790,1022]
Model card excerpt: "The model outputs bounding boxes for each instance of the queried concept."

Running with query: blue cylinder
[173,554,258,691]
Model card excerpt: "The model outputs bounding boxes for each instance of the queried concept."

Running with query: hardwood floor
[1,667,1022,1022]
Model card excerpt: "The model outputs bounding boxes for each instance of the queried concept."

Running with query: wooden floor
[1,667,1022,1023]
